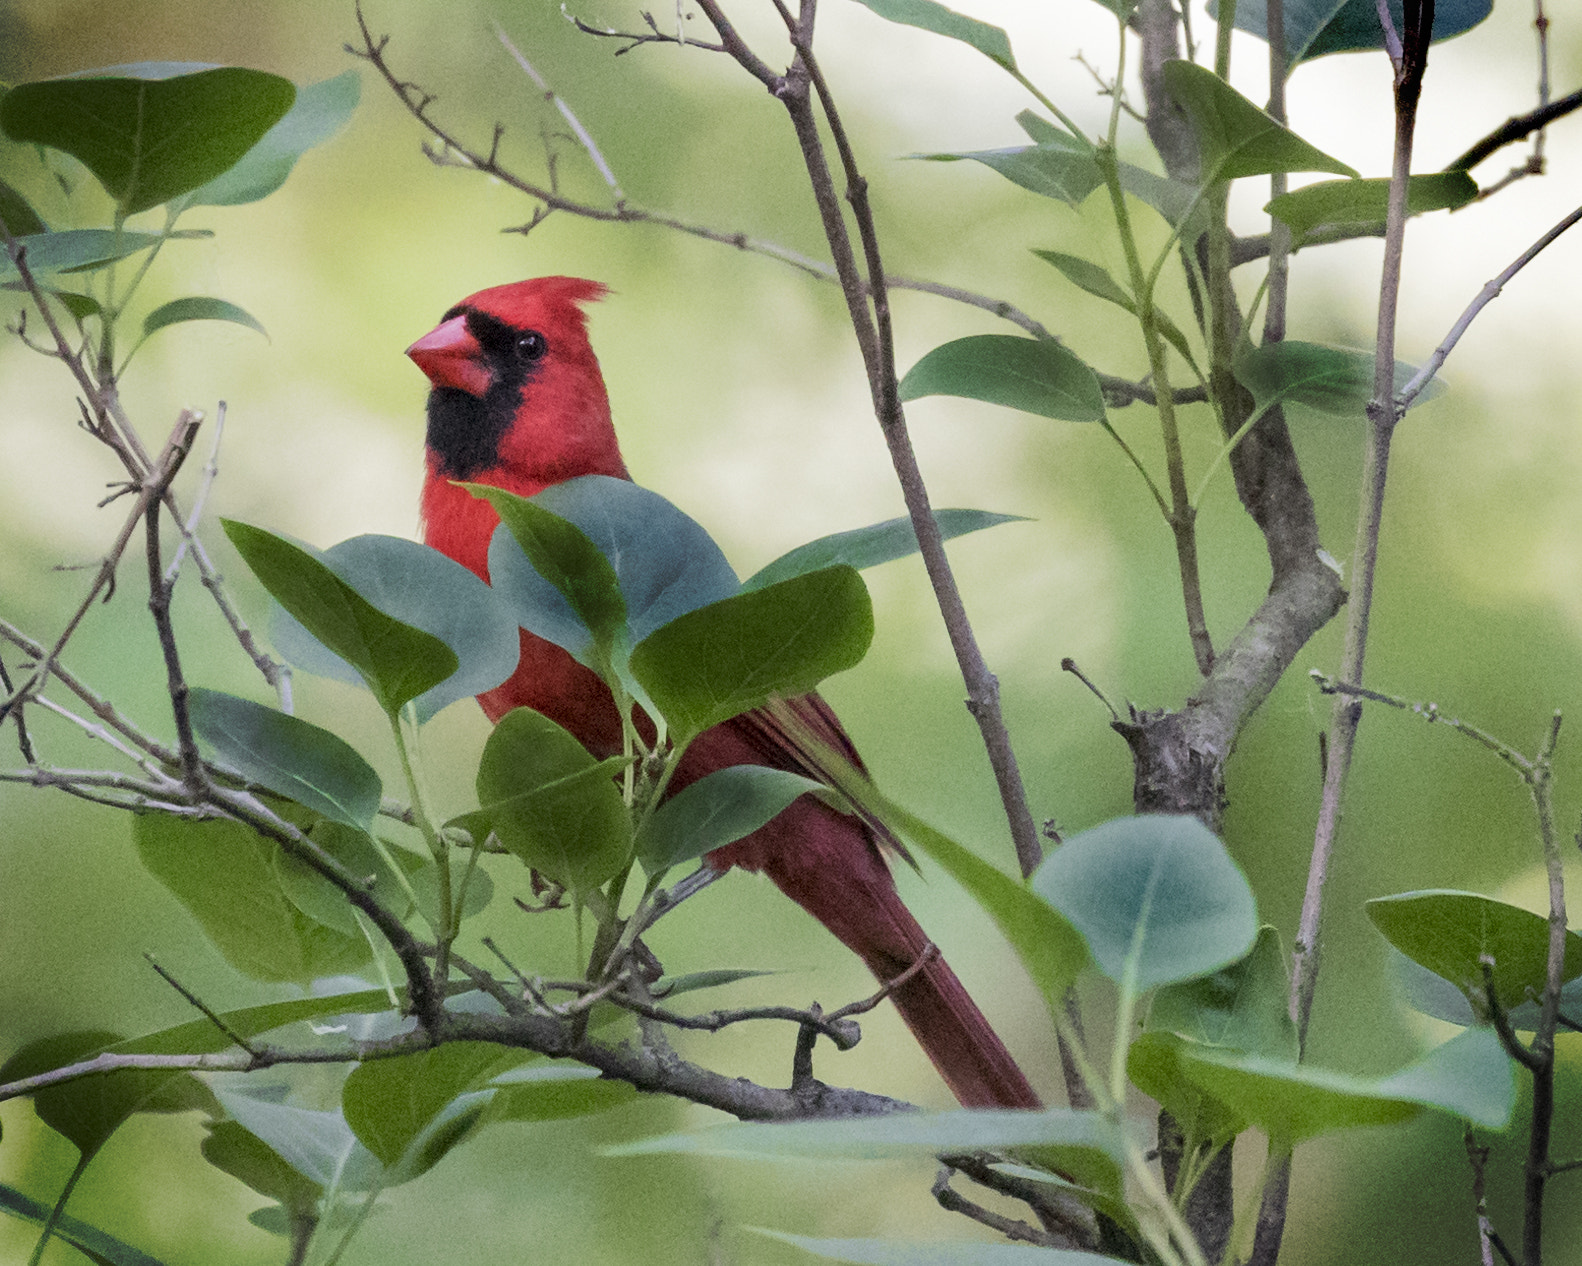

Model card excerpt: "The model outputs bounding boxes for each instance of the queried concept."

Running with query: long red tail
[690,702,1042,1110]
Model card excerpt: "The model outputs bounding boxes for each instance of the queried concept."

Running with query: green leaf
[848,0,1017,70]
[609,1106,1127,1192]
[269,534,518,723]
[181,70,359,207]
[1033,249,1202,374]
[214,1088,382,1194]
[486,1061,637,1121]
[654,969,779,999]
[1147,926,1296,1059]
[1367,889,1582,1012]
[0,66,296,214]
[752,1229,1132,1264]
[0,228,163,276]
[343,1042,517,1172]
[1163,1026,1514,1142]
[0,177,47,235]
[0,1183,170,1266]
[468,482,627,674]
[1233,341,1441,416]
[629,566,873,742]
[1266,172,1478,237]
[274,820,419,934]
[742,509,1026,593]
[1220,0,1492,64]
[223,520,458,718]
[638,766,824,874]
[201,1120,323,1218]
[1127,1031,1248,1147]
[1161,61,1359,183]
[480,476,740,690]
[187,687,381,830]
[917,145,1102,207]
[0,1030,217,1160]
[1032,815,1257,994]
[900,335,1106,422]
[142,296,267,342]
[474,707,631,895]
[133,813,371,984]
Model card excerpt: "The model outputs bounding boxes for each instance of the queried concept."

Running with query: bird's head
[407,276,626,489]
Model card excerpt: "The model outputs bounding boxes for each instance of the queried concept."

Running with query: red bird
[408,276,1040,1110]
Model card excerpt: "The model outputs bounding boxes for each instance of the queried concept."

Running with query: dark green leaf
[410,852,495,928]
[742,509,1026,593]
[223,521,458,718]
[0,66,295,214]
[0,177,46,235]
[848,0,1017,70]
[1127,1030,1248,1147]
[0,229,162,277]
[187,687,381,830]
[0,1184,170,1266]
[638,766,823,873]
[1220,0,1492,63]
[487,1061,637,1121]
[1388,946,1582,1031]
[342,1042,517,1171]
[201,1120,323,1215]
[133,813,370,984]
[469,482,626,673]
[900,335,1106,422]
[269,533,517,723]
[1,1031,217,1160]
[481,476,740,669]
[1033,249,1201,373]
[630,566,873,742]
[142,296,267,342]
[1234,340,1441,415]
[917,145,1102,207]
[1032,815,1257,995]
[1161,61,1359,182]
[1161,1026,1514,1142]
[274,820,419,934]
[474,707,631,895]
[1367,889,1582,1012]
[1266,172,1478,236]
[181,70,359,207]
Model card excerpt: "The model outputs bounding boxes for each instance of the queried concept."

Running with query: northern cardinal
[408,276,1040,1109]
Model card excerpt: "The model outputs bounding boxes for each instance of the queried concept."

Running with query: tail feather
[692,711,1042,1110]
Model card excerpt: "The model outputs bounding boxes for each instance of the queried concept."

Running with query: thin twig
[932,1166,1059,1246]
[144,954,261,1056]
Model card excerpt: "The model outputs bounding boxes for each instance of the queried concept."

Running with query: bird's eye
[516,331,547,361]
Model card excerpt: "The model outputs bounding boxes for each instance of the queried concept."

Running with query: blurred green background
[3,0,1582,1261]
